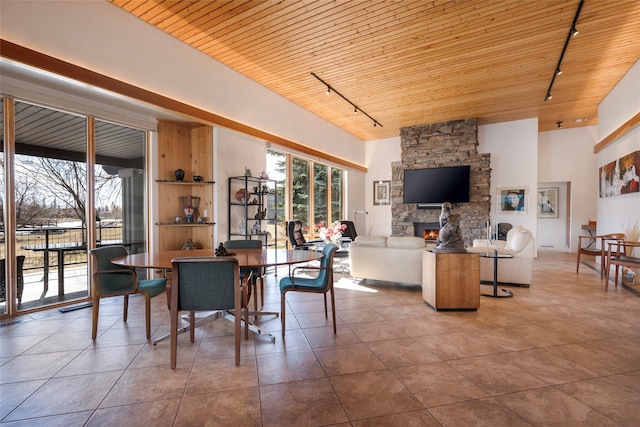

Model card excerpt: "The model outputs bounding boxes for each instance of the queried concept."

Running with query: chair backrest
[316,243,338,287]
[90,245,135,295]
[171,257,239,312]
[340,220,357,240]
[497,223,512,241]
[287,220,307,247]
[224,239,263,249]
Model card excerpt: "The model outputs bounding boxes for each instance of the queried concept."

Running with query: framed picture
[497,187,528,213]
[373,180,391,205]
[537,187,559,218]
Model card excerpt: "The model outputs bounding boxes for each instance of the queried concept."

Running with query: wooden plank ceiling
[110,0,640,141]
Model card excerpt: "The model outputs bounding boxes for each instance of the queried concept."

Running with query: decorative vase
[174,169,185,181]
[235,188,246,202]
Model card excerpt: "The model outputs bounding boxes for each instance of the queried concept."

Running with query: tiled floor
[1,251,639,426]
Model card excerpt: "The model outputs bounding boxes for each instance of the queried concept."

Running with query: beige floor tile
[186,356,258,394]
[351,409,441,427]
[0,411,93,426]
[447,353,549,395]
[503,347,598,384]
[260,377,348,427]
[303,324,362,348]
[100,365,189,407]
[5,371,122,421]
[366,337,443,367]
[314,343,386,376]
[176,387,262,426]
[393,362,489,407]
[86,399,180,427]
[544,342,636,376]
[330,370,423,420]
[256,349,325,385]
[0,379,46,419]
[558,376,640,426]
[56,345,143,376]
[0,351,80,384]
[497,386,621,426]
[428,397,532,426]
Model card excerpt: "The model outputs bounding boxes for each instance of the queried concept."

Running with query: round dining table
[111,248,323,270]
[111,247,324,343]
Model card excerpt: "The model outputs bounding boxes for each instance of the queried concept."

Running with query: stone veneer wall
[391,119,491,245]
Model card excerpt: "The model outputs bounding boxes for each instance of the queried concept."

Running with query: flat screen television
[403,165,470,205]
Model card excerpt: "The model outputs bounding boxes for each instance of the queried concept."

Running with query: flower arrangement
[317,220,346,244]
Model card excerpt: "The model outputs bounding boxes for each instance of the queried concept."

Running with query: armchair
[279,243,338,337]
[89,246,167,340]
[286,220,323,250]
[170,257,249,368]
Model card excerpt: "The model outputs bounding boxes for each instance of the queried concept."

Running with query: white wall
[477,119,539,247]
[0,0,365,164]
[537,182,569,250]
[363,136,401,236]
[538,126,599,251]
[596,59,640,236]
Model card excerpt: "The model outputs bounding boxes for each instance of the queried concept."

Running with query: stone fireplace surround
[391,119,491,246]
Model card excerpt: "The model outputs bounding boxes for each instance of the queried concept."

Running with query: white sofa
[465,225,535,287]
[349,236,431,285]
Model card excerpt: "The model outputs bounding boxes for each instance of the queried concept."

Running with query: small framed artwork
[497,187,528,213]
[537,187,559,218]
[373,180,391,205]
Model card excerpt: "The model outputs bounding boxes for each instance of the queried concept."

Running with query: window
[267,149,345,239]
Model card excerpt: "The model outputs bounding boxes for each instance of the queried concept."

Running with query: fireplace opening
[414,222,440,242]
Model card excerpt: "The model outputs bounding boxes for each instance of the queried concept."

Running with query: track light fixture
[311,72,383,128]
[544,0,583,102]
[556,121,563,129]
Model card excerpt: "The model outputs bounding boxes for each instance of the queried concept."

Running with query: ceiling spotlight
[556,121,563,129]
[373,122,377,127]
[545,92,552,101]
[354,107,358,114]
[326,86,331,95]
[575,118,587,123]
[571,26,579,37]
[556,68,562,75]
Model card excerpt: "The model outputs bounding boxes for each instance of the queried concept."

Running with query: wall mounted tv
[403,165,471,206]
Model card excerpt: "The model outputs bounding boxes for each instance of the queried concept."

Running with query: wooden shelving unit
[156,120,214,251]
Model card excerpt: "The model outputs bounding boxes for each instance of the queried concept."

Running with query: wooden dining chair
[169,257,249,368]
[90,246,167,340]
[576,233,625,278]
[279,243,337,337]
[604,240,640,290]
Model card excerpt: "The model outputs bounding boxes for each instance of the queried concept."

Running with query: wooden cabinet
[156,120,214,251]
[228,176,278,247]
[422,251,480,310]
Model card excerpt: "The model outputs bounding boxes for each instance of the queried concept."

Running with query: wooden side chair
[90,246,167,340]
[576,233,625,278]
[169,257,249,368]
[279,243,337,337]
[604,240,640,290]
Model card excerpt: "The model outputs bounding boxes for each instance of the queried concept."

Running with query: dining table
[112,247,324,343]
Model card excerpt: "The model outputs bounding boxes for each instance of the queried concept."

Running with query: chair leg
[170,304,178,369]
[91,297,100,340]
[576,250,581,273]
[144,293,152,340]
[123,294,129,322]
[330,288,336,335]
[189,311,195,343]
[323,293,328,318]
[281,291,287,337]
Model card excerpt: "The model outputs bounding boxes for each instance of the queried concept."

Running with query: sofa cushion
[353,235,388,247]
[505,226,533,253]
[387,236,426,249]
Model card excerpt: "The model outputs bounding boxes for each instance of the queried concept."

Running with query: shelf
[156,222,214,227]
[156,180,214,184]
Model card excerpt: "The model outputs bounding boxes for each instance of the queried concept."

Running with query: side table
[480,251,514,298]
